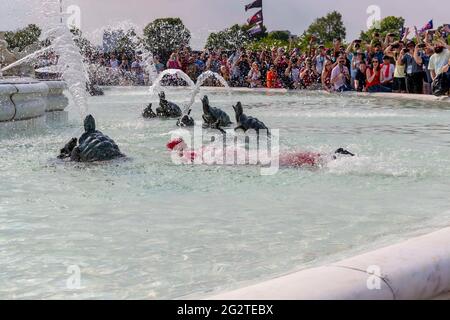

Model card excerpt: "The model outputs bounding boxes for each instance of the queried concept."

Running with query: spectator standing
[300,58,318,89]
[285,57,301,89]
[248,62,262,88]
[400,41,424,94]
[167,52,182,69]
[110,54,119,69]
[428,43,450,80]
[380,55,395,89]
[314,45,327,75]
[321,58,334,91]
[354,61,367,92]
[331,55,351,91]
[366,57,392,93]
[266,65,281,88]
[153,55,165,74]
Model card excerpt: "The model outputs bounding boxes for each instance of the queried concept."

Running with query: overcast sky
[1,0,449,48]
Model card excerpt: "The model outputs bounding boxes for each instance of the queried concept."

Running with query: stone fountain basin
[0,77,68,122]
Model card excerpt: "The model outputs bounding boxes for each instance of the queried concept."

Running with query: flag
[248,23,263,37]
[419,19,433,33]
[247,10,263,25]
[245,0,262,12]
[399,25,405,39]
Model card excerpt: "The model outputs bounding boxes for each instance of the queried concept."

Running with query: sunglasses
[372,61,379,63]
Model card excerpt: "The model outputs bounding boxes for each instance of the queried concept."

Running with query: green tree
[305,11,346,44]
[103,28,140,54]
[268,30,291,42]
[205,24,251,50]
[70,27,94,55]
[4,24,41,51]
[245,37,290,51]
[360,16,405,42]
[143,18,190,61]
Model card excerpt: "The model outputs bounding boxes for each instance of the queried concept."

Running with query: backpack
[432,72,450,96]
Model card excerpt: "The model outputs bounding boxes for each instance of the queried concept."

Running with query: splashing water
[149,70,232,122]
[86,21,158,86]
[184,71,231,114]
[39,0,89,117]
[136,42,158,85]
[0,45,54,74]
[149,68,196,96]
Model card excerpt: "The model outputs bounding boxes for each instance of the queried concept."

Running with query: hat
[407,40,416,47]
[167,138,184,150]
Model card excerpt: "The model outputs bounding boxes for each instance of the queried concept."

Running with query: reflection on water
[1,88,450,299]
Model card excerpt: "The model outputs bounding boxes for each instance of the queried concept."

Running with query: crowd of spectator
[40,27,450,96]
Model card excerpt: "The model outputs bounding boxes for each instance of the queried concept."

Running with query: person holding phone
[167,52,182,69]
[399,41,424,94]
[331,54,351,91]
[366,57,392,93]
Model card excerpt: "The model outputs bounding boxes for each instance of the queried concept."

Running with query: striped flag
[247,10,263,25]
[245,0,262,12]
[248,23,263,37]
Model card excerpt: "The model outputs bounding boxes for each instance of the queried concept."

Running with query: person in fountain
[166,137,354,167]
[58,115,125,162]
[201,95,232,129]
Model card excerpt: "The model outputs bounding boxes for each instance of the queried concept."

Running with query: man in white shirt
[428,44,450,80]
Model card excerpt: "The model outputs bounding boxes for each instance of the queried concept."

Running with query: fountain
[149,68,196,95]
[148,69,231,126]
[0,0,87,123]
[84,21,159,87]
[186,70,230,114]
[39,0,89,116]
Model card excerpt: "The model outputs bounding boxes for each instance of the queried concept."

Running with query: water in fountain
[86,21,158,86]
[38,0,89,117]
[136,43,158,86]
[0,45,54,73]
[183,70,230,114]
[149,68,196,96]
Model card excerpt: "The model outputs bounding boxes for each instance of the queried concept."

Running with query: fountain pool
[1,87,450,299]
